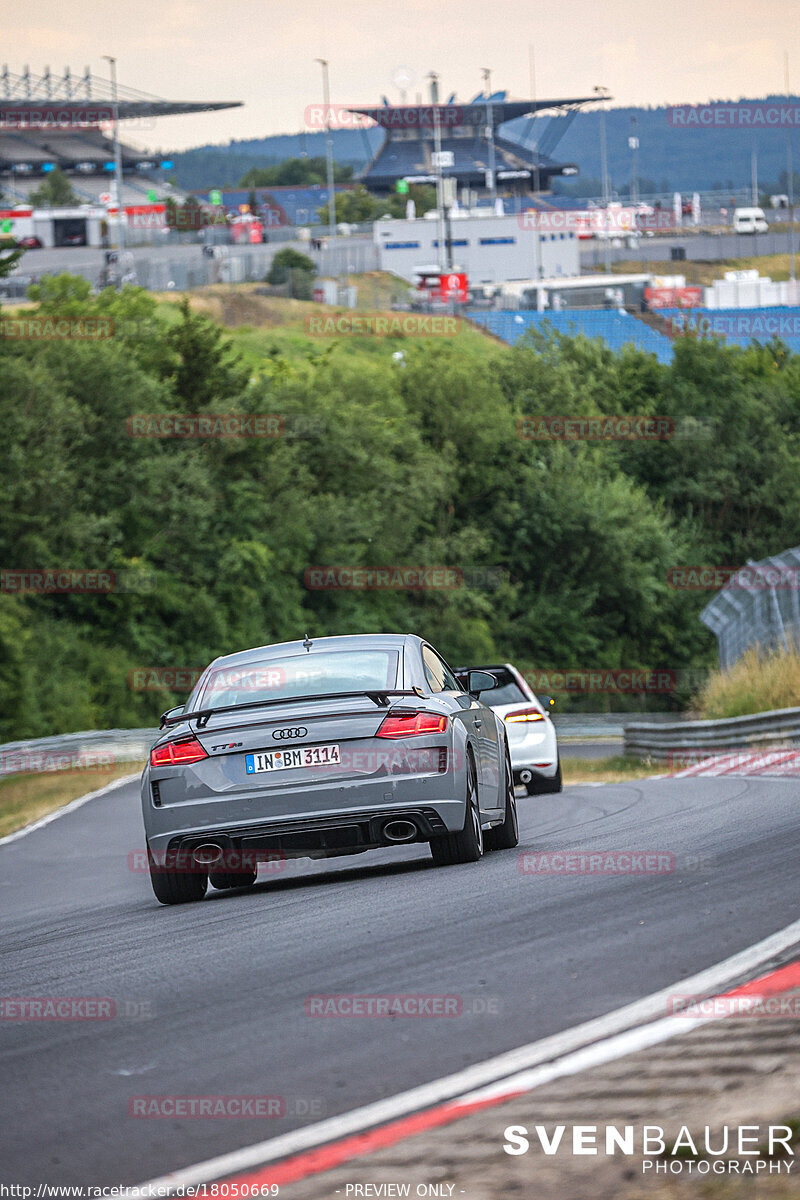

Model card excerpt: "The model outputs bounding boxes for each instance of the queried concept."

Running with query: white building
[373,212,580,285]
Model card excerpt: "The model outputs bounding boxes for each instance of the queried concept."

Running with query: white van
[733,207,768,233]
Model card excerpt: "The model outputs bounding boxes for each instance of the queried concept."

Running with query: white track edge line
[455,1012,714,1107]
[135,914,800,1193]
[0,771,140,847]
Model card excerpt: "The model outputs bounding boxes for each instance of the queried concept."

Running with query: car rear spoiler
[160,688,424,729]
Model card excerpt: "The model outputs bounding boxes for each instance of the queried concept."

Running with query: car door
[471,682,503,809]
[422,645,494,806]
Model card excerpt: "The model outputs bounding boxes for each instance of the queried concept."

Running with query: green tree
[316,183,436,225]
[240,158,353,189]
[166,296,250,406]
[6,273,797,738]
[29,167,79,207]
[0,243,22,276]
[266,247,315,299]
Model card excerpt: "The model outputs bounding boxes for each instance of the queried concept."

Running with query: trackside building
[373,213,580,284]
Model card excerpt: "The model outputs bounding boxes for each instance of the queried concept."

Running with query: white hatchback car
[456,662,561,795]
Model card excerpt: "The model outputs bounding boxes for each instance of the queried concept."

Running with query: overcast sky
[5,0,800,151]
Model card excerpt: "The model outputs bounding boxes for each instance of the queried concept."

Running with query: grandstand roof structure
[0,66,242,123]
[347,91,609,193]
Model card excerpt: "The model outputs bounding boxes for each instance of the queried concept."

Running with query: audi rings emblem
[272,726,308,741]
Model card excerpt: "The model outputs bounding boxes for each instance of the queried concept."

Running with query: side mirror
[159,704,185,729]
[467,670,498,697]
[539,695,555,711]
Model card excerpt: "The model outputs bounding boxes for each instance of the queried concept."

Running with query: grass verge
[0,762,144,840]
[562,754,665,784]
[611,252,799,286]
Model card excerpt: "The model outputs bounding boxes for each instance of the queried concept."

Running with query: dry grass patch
[695,646,800,719]
[0,762,144,839]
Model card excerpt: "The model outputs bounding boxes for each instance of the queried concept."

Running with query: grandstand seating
[3,172,163,206]
[469,309,674,363]
[364,135,530,187]
[0,133,52,163]
[46,130,115,163]
[194,185,346,226]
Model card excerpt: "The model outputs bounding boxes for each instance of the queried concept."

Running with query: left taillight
[505,707,545,724]
[376,711,448,739]
[150,737,208,767]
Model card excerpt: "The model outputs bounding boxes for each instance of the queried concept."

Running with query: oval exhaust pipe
[192,843,224,867]
[520,769,533,784]
[383,819,417,844]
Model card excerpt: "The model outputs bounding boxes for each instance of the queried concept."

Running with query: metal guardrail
[553,713,689,739]
[0,714,652,778]
[11,709,789,776]
[0,728,158,777]
[624,707,800,760]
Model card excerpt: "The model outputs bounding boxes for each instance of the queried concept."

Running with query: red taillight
[505,707,545,724]
[376,711,448,739]
[150,737,208,767]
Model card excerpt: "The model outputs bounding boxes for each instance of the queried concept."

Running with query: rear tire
[486,743,519,851]
[148,849,207,905]
[430,752,483,866]
[209,868,258,890]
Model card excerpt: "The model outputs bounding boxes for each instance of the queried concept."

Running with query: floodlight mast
[481,68,497,208]
[429,72,447,272]
[315,58,337,240]
[101,55,125,251]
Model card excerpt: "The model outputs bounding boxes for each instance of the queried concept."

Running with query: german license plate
[245,744,341,774]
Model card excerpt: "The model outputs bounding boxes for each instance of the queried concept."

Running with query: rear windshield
[481,669,528,706]
[194,649,399,711]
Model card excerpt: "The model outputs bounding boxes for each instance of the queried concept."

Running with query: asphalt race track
[1,773,798,1185]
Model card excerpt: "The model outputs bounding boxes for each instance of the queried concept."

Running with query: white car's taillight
[504,707,545,724]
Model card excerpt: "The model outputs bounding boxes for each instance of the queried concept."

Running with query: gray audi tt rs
[141,633,519,904]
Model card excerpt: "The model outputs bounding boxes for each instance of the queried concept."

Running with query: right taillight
[150,737,208,767]
[505,707,545,723]
[376,711,448,739]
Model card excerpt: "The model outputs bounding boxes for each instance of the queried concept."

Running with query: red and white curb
[671,749,800,778]
[131,917,800,1196]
